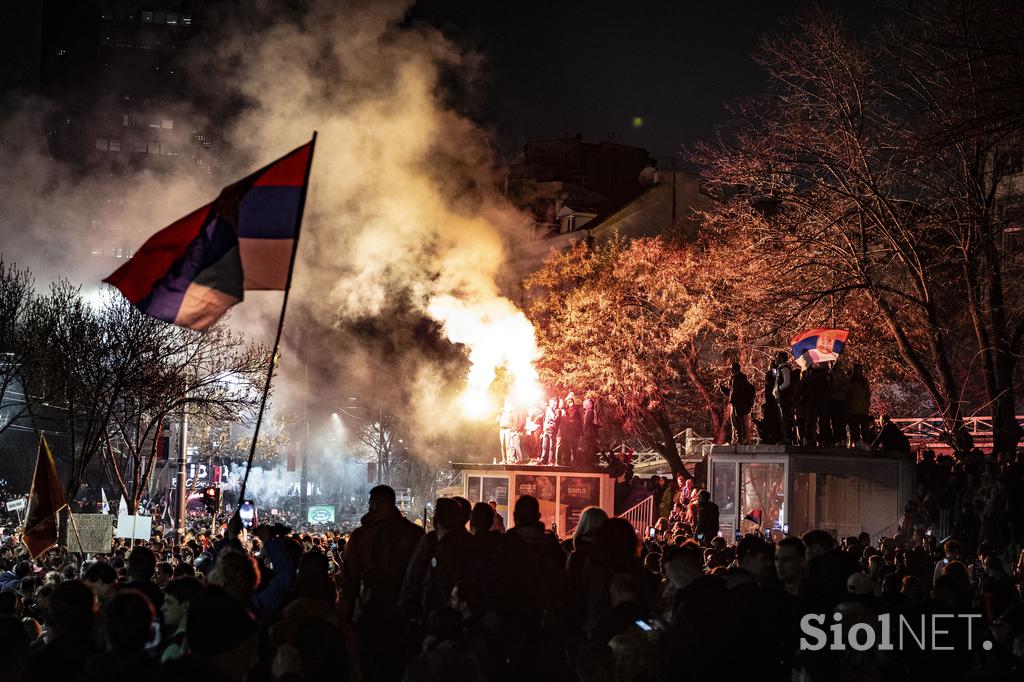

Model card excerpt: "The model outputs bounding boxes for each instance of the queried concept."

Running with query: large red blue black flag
[104,139,314,330]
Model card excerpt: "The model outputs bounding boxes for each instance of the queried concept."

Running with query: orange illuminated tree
[526,234,758,475]
[693,3,1024,451]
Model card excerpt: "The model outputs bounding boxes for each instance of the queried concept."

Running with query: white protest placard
[115,514,152,541]
[5,498,26,512]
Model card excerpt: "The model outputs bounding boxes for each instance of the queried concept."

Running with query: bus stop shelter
[707,445,916,543]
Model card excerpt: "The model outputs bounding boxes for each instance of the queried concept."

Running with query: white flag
[101,488,109,514]
[118,495,128,516]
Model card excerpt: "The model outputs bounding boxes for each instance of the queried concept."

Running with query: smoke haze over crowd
[0,0,538,452]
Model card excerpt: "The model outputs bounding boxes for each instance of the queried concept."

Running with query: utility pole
[176,408,187,542]
[377,406,384,485]
[300,362,310,524]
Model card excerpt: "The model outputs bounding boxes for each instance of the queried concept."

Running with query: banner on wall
[513,474,557,527]
[467,477,482,503]
[559,476,601,536]
[482,477,510,519]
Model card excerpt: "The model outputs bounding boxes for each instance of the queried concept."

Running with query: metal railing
[620,428,712,471]
[618,494,654,536]
[891,415,1024,445]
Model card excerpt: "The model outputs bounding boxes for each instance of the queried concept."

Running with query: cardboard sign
[68,514,114,554]
[115,514,152,540]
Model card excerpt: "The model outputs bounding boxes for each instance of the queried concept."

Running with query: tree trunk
[649,408,690,479]
[991,351,1021,453]
[679,351,728,444]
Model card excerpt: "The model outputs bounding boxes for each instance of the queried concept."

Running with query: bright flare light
[428,295,543,419]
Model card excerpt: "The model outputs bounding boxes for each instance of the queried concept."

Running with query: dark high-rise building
[8,1,242,265]
[39,1,221,180]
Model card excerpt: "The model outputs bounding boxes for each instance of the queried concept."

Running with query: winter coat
[341,504,424,621]
[543,406,560,436]
[847,377,871,416]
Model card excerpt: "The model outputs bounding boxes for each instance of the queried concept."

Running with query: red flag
[22,435,68,559]
[155,421,169,462]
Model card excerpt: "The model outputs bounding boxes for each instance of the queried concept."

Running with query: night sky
[410,0,886,163]
[0,2,886,164]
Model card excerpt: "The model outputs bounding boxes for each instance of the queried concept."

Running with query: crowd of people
[725,354,911,453]
[498,392,600,467]
[1,476,1024,681]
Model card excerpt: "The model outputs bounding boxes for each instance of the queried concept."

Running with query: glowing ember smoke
[427,295,543,418]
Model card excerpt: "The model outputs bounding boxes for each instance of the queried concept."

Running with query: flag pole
[239,132,317,505]
[65,504,85,557]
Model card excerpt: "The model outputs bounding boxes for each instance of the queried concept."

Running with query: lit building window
[167,13,177,24]
[147,142,159,154]
[142,11,153,23]
[162,119,173,129]
[109,140,121,152]
[182,15,192,26]
[96,138,108,151]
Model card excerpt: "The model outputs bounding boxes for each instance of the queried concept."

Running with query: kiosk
[707,445,916,542]
[451,463,616,537]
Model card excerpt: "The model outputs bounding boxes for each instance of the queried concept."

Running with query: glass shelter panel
[712,462,737,516]
[738,462,786,534]
[790,459,899,538]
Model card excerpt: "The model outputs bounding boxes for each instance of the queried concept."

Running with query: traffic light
[202,486,220,515]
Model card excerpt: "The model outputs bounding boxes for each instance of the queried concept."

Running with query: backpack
[498,530,567,630]
[733,375,755,412]
[356,517,420,623]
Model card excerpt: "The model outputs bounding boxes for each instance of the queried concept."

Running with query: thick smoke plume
[0,0,540,454]
[209,0,539,430]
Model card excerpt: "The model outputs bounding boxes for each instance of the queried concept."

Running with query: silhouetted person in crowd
[30,581,99,682]
[581,398,600,465]
[0,614,31,682]
[539,398,559,465]
[763,356,782,443]
[847,364,872,445]
[772,351,797,444]
[871,415,911,453]
[694,489,719,542]
[799,363,829,446]
[498,401,515,464]
[803,529,859,611]
[496,495,569,679]
[175,585,260,682]
[721,362,755,444]
[126,546,163,612]
[659,542,734,681]
[82,561,117,606]
[160,576,203,664]
[418,498,490,621]
[827,362,851,446]
[343,484,424,680]
[81,590,166,682]
[557,394,582,466]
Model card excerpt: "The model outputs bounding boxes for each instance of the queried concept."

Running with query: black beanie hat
[186,585,257,657]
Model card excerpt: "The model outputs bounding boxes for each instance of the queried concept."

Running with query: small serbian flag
[104,137,315,330]
[790,328,849,369]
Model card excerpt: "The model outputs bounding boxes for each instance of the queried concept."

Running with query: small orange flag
[22,435,68,559]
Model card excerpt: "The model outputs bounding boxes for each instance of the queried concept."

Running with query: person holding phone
[239,500,257,529]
